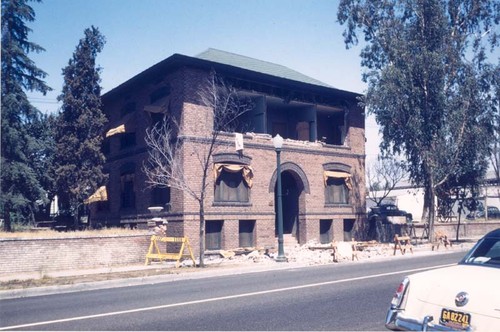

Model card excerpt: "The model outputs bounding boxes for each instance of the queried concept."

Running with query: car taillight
[391,277,409,309]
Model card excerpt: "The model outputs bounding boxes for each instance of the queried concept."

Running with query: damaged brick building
[93,49,366,255]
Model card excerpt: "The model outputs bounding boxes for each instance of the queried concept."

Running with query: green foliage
[338,0,499,230]
[54,26,107,227]
[1,0,52,230]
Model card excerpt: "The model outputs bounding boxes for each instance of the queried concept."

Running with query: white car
[386,228,500,331]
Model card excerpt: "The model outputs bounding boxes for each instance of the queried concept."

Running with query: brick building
[94,49,366,255]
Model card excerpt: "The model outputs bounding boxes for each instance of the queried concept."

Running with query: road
[0,252,466,331]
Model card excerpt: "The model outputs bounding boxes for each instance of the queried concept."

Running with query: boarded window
[320,219,333,244]
[151,187,170,207]
[215,170,249,203]
[206,220,223,250]
[239,220,255,248]
[121,172,135,209]
[325,177,349,204]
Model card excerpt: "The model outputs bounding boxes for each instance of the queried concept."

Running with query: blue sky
[26,0,380,161]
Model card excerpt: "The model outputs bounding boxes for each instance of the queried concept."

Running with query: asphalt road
[0,252,466,331]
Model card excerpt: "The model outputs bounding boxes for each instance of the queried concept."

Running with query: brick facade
[97,51,367,256]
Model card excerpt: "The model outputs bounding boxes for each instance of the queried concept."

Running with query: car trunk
[403,265,500,330]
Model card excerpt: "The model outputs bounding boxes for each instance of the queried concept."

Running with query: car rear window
[462,238,500,267]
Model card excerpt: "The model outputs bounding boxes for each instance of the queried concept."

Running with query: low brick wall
[0,234,151,277]
[433,221,500,240]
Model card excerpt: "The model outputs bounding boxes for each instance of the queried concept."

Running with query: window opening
[121,172,135,209]
[325,177,349,204]
[239,220,255,248]
[317,111,345,145]
[151,187,170,208]
[320,219,333,244]
[206,220,223,250]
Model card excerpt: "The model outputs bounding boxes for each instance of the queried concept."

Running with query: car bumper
[385,308,472,331]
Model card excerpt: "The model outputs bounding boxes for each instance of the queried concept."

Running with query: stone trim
[323,162,351,172]
[268,161,310,194]
[213,152,252,165]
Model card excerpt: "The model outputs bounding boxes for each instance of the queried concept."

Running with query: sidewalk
[0,239,477,300]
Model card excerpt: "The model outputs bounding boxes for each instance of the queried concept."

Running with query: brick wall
[0,235,151,276]
[433,222,500,240]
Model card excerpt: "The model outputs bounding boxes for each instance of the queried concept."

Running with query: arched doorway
[275,171,300,240]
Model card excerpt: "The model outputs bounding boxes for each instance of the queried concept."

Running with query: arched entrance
[275,171,301,241]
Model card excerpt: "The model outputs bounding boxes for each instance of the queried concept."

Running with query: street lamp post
[273,134,286,262]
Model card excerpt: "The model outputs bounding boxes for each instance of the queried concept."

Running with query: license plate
[440,308,471,330]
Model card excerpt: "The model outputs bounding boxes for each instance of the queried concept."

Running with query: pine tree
[54,26,107,229]
[1,0,52,231]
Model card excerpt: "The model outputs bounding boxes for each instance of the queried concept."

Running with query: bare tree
[367,156,407,206]
[143,71,252,267]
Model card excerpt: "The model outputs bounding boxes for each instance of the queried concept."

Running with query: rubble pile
[203,240,394,268]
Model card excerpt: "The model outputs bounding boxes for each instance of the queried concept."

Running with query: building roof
[103,49,361,102]
[195,48,332,88]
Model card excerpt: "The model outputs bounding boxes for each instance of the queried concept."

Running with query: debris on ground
[199,240,395,267]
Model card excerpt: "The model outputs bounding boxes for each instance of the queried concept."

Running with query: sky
[26,0,380,162]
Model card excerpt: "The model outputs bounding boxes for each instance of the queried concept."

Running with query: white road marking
[1,263,454,330]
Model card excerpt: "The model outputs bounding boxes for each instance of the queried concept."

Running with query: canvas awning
[323,170,352,189]
[85,186,108,204]
[144,96,170,113]
[213,163,254,188]
[105,112,136,137]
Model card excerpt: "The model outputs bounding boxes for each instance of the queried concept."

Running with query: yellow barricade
[145,235,196,268]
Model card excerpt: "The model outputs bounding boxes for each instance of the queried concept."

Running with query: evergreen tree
[54,26,107,229]
[1,0,52,231]
[338,0,499,240]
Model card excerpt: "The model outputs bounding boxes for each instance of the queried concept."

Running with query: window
[150,112,165,128]
[151,187,170,208]
[320,219,333,244]
[343,219,355,241]
[101,139,110,156]
[121,173,135,209]
[120,132,136,150]
[325,177,349,204]
[206,220,223,250]
[239,220,255,248]
[214,164,252,203]
[317,111,345,145]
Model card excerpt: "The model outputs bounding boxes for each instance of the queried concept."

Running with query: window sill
[212,202,252,207]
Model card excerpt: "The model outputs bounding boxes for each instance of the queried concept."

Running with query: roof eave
[102,53,363,103]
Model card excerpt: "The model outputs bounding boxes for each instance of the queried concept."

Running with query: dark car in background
[467,206,500,220]
[368,203,413,224]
